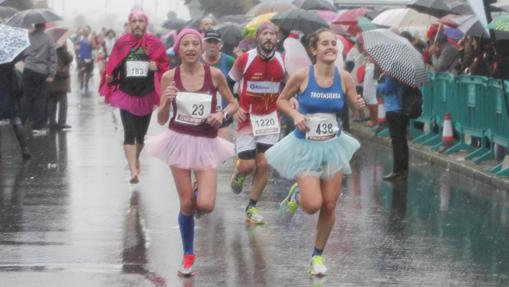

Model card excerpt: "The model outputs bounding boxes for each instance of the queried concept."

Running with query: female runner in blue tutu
[265,28,365,277]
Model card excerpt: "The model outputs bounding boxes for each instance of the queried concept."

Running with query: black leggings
[120,109,151,145]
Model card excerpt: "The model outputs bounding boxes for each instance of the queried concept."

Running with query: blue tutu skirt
[265,131,360,180]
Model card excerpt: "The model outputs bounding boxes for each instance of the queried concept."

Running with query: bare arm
[277,68,309,132]
[212,68,238,116]
[340,70,365,111]
[157,70,177,126]
[208,68,239,128]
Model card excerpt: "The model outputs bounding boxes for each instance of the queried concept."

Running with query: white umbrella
[0,24,29,64]
[372,8,438,29]
[362,29,427,88]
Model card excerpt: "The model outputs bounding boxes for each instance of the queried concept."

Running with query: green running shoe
[245,206,264,224]
[309,255,328,277]
[279,182,299,217]
[230,160,246,194]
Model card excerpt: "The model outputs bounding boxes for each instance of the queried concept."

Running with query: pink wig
[129,8,149,23]
[173,28,203,57]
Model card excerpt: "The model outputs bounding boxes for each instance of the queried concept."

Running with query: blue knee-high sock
[178,212,195,255]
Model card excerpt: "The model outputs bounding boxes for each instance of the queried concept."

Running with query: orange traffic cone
[377,97,385,124]
[442,112,454,146]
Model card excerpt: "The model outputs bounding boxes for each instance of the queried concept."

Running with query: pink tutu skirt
[109,89,158,116]
[146,129,235,170]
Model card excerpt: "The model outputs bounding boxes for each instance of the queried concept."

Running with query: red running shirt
[228,49,286,130]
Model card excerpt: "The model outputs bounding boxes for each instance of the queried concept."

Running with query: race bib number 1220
[250,110,280,136]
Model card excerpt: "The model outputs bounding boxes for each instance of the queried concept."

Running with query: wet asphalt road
[1,75,509,287]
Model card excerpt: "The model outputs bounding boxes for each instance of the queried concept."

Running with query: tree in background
[73,14,87,29]
[3,0,33,10]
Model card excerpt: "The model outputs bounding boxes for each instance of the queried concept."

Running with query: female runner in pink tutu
[146,28,238,276]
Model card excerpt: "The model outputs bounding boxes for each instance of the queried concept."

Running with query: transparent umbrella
[7,8,62,28]
[0,7,18,19]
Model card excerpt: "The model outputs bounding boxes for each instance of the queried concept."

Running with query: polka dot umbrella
[488,15,509,33]
[0,24,30,64]
[361,29,427,88]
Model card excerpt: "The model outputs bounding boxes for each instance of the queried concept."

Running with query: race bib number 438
[126,61,149,77]
[175,92,212,126]
[306,113,339,141]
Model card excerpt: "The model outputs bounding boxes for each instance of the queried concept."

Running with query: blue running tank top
[79,37,93,60]
[294,65,345,139]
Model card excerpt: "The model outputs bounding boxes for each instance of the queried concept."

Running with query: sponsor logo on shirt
[246,81,280,94]
[310,92,341,99]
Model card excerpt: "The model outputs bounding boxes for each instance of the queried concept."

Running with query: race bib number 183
[126,61,149,77]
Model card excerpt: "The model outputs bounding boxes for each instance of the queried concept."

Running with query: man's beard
[257,41,276,60]
[133,29,144,37]
[261,41,275,53]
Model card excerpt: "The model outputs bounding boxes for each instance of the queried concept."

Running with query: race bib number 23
[175,92,212,126]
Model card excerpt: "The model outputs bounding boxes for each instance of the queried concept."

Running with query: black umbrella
[300,0,336,12]
[161,18,187,30]
[219,14,252,25]
[215,22,243,46]
[450,14,488,37]
[7,8,62,28]
[407,0,452,18]
[491,2,509,12]
[271,9,329,34]
[450,3,473,15]
[362,29,427,88]
[0,7,17,19]
[247,2,296,17]
[185,18,201,30]
[185,14,218,30]
[450,2,504,15]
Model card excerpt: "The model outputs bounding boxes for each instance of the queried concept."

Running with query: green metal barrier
[445,75,489,156]
[433,73,459,123]
[417,73,457,147]
[411,72,435,141]
[371,72,509,177]
[490,80,509,176]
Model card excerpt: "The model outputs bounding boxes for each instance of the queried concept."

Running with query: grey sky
[47,0,190,30]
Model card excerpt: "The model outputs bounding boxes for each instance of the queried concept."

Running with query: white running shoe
[309,255,328,277]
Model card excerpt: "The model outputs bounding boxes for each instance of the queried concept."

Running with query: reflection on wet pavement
[0,78,508,286]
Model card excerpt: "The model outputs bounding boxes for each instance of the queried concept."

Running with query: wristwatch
[223,111,231,121]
